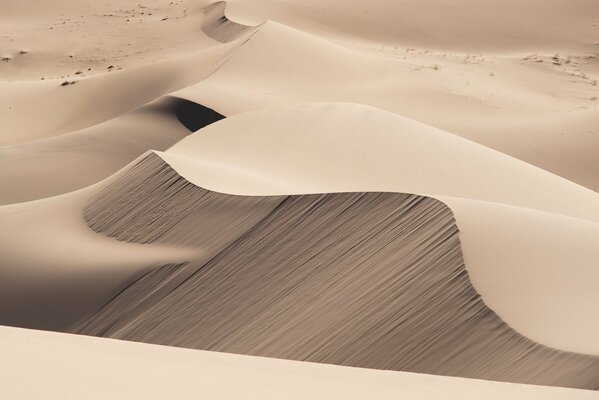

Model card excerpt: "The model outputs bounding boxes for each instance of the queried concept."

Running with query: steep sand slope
[0,0,597,394]
[163,102,599,355]
[0,1,255,146]
[72,152,599,389]
[0,0,226,81]
[0,181,198,331]
[0,43,235,146]
[4,326,597,400]
[0,97,223,205]
[167,102,599,221]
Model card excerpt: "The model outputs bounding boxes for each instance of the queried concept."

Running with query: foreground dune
[4,326,597,400]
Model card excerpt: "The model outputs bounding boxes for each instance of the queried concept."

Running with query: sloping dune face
[202,1,257,43]
[77,152,599,389]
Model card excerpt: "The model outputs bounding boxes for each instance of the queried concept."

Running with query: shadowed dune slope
[76,152,599,389]
[166,103,599,222]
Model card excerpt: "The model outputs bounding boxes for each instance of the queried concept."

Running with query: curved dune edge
[4,326,597,400]
[158,102,599,355]
[76,151,599,389]
[165,102,599,222]
[0,183,200,332]
[202,1,258,43]
[0,97,224,205]
[0,1,259,147]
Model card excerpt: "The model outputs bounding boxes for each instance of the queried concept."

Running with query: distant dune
[5,326,598,400]
[71,151,597,389]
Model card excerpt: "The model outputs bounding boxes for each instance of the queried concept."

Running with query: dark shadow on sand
[172,98,225,133]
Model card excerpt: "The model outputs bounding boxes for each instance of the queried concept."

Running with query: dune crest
[1,0,598,397]
[5,325,598,400]
[72,151,599,389]
[202,1,258,43]
[0,97,224,205]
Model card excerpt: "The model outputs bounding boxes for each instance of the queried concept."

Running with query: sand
[4,325,598,400]
[70,152,598,389]
[162,102,599,355]
[1,0,598,397]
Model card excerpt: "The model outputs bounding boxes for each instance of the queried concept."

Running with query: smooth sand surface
[4,325,598,400]
[0,96,223,205]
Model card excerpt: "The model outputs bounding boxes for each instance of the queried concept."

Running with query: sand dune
[0,45,230,146]
[227,0,599,52]
[179,12,599,189]
[1,0,598,397]
[202,1,257,43]
[5,326,597,400]
[0,181,197,331]
[0,1,247,146]
[162,102,599,354]
[0,97,223,205]
[167,102,599,220]
[67,151,598,389]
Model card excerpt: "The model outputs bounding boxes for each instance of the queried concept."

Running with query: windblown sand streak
[80,152,599,389]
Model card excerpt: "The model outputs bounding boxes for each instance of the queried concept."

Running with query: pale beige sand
[0,183,197,331]
[1,101,597,359]
[178,12,599,189]
[4,325,597,400]
[1,0,598,395]
[226,0,599,53]
[3,0,598,190]
[0,97,222,205]
[0,0,225,81]
[0,43,233,146]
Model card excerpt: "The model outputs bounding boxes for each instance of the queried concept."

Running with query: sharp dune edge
[74,151,599,389]
[1,0,599,398]
[160,102,599,356]
[0,96,223,205]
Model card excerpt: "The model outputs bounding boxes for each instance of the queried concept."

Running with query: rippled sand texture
[78,152,599,389]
